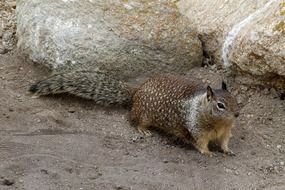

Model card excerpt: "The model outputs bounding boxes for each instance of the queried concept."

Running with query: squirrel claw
[208,152,216,157]
[138,129,152,137]
[199,150,216,157]
[223,150,236,156]
[31,95,40,99]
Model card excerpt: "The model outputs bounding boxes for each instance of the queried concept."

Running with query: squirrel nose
[234,112,240,118]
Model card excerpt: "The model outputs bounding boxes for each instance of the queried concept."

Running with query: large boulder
[177,0,285,90]
[0,1,17,54]
[16,0,203,80]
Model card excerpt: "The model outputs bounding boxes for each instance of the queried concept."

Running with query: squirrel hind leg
[135,116,153,137]
[137,124,152,137]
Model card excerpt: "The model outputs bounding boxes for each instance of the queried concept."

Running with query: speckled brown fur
[130,74,239,156]
[130,75,202,137]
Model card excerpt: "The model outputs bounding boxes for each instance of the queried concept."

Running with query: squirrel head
[202,81,239,124]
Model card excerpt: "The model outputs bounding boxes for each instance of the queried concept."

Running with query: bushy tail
[29,70,134,106]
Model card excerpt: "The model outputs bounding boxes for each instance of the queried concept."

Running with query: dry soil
[0,50,284,190]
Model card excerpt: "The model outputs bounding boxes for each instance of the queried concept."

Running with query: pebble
[7,1,16,8]
[115,186,124,190]
[236,94,245,104]
[68,107,76,113]
[162,159,169,163]
[224,168,231,173]
[273,166,279,173]
[277,145,282,149]
[240,85,248,91]
[1,178,15,186]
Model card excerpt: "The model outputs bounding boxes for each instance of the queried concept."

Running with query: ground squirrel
[29,71,239,156]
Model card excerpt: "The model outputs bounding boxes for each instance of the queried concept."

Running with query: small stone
[40,169,48,174]
[163,159,169,163]
[280,161,284,166]
[7,1,17,9]
[270,88,278,98]
[1,178,15,186]
[132,136,139,142]
[97,172,103,176]
[273,166,279,173]
[240,85,248,91]
[224,168,231,173]
[247,172,252,176]
[68,107,76,113]
[262,88,270,95]
[279,92,285,100]
[115,186,123,190]
[277,145,282,149]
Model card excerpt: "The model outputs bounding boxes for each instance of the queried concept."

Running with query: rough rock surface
[0,0,17,54]
[177,0,285,90]
[16,0,202,80]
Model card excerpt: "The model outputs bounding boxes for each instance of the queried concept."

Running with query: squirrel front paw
[198,148,216,157]
[223,149,236,156]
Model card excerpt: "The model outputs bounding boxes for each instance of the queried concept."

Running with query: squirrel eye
[217,102,225,110]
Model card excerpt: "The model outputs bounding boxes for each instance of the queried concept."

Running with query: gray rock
[0,1,17,54]
[16,0,203,80]
[177,0,285,90]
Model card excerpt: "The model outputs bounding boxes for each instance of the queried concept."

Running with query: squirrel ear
[221,81,227,91]
[206,86,214,101]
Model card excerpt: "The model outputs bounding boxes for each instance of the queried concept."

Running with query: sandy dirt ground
[1,1,285,189]
[0,50,284,190]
